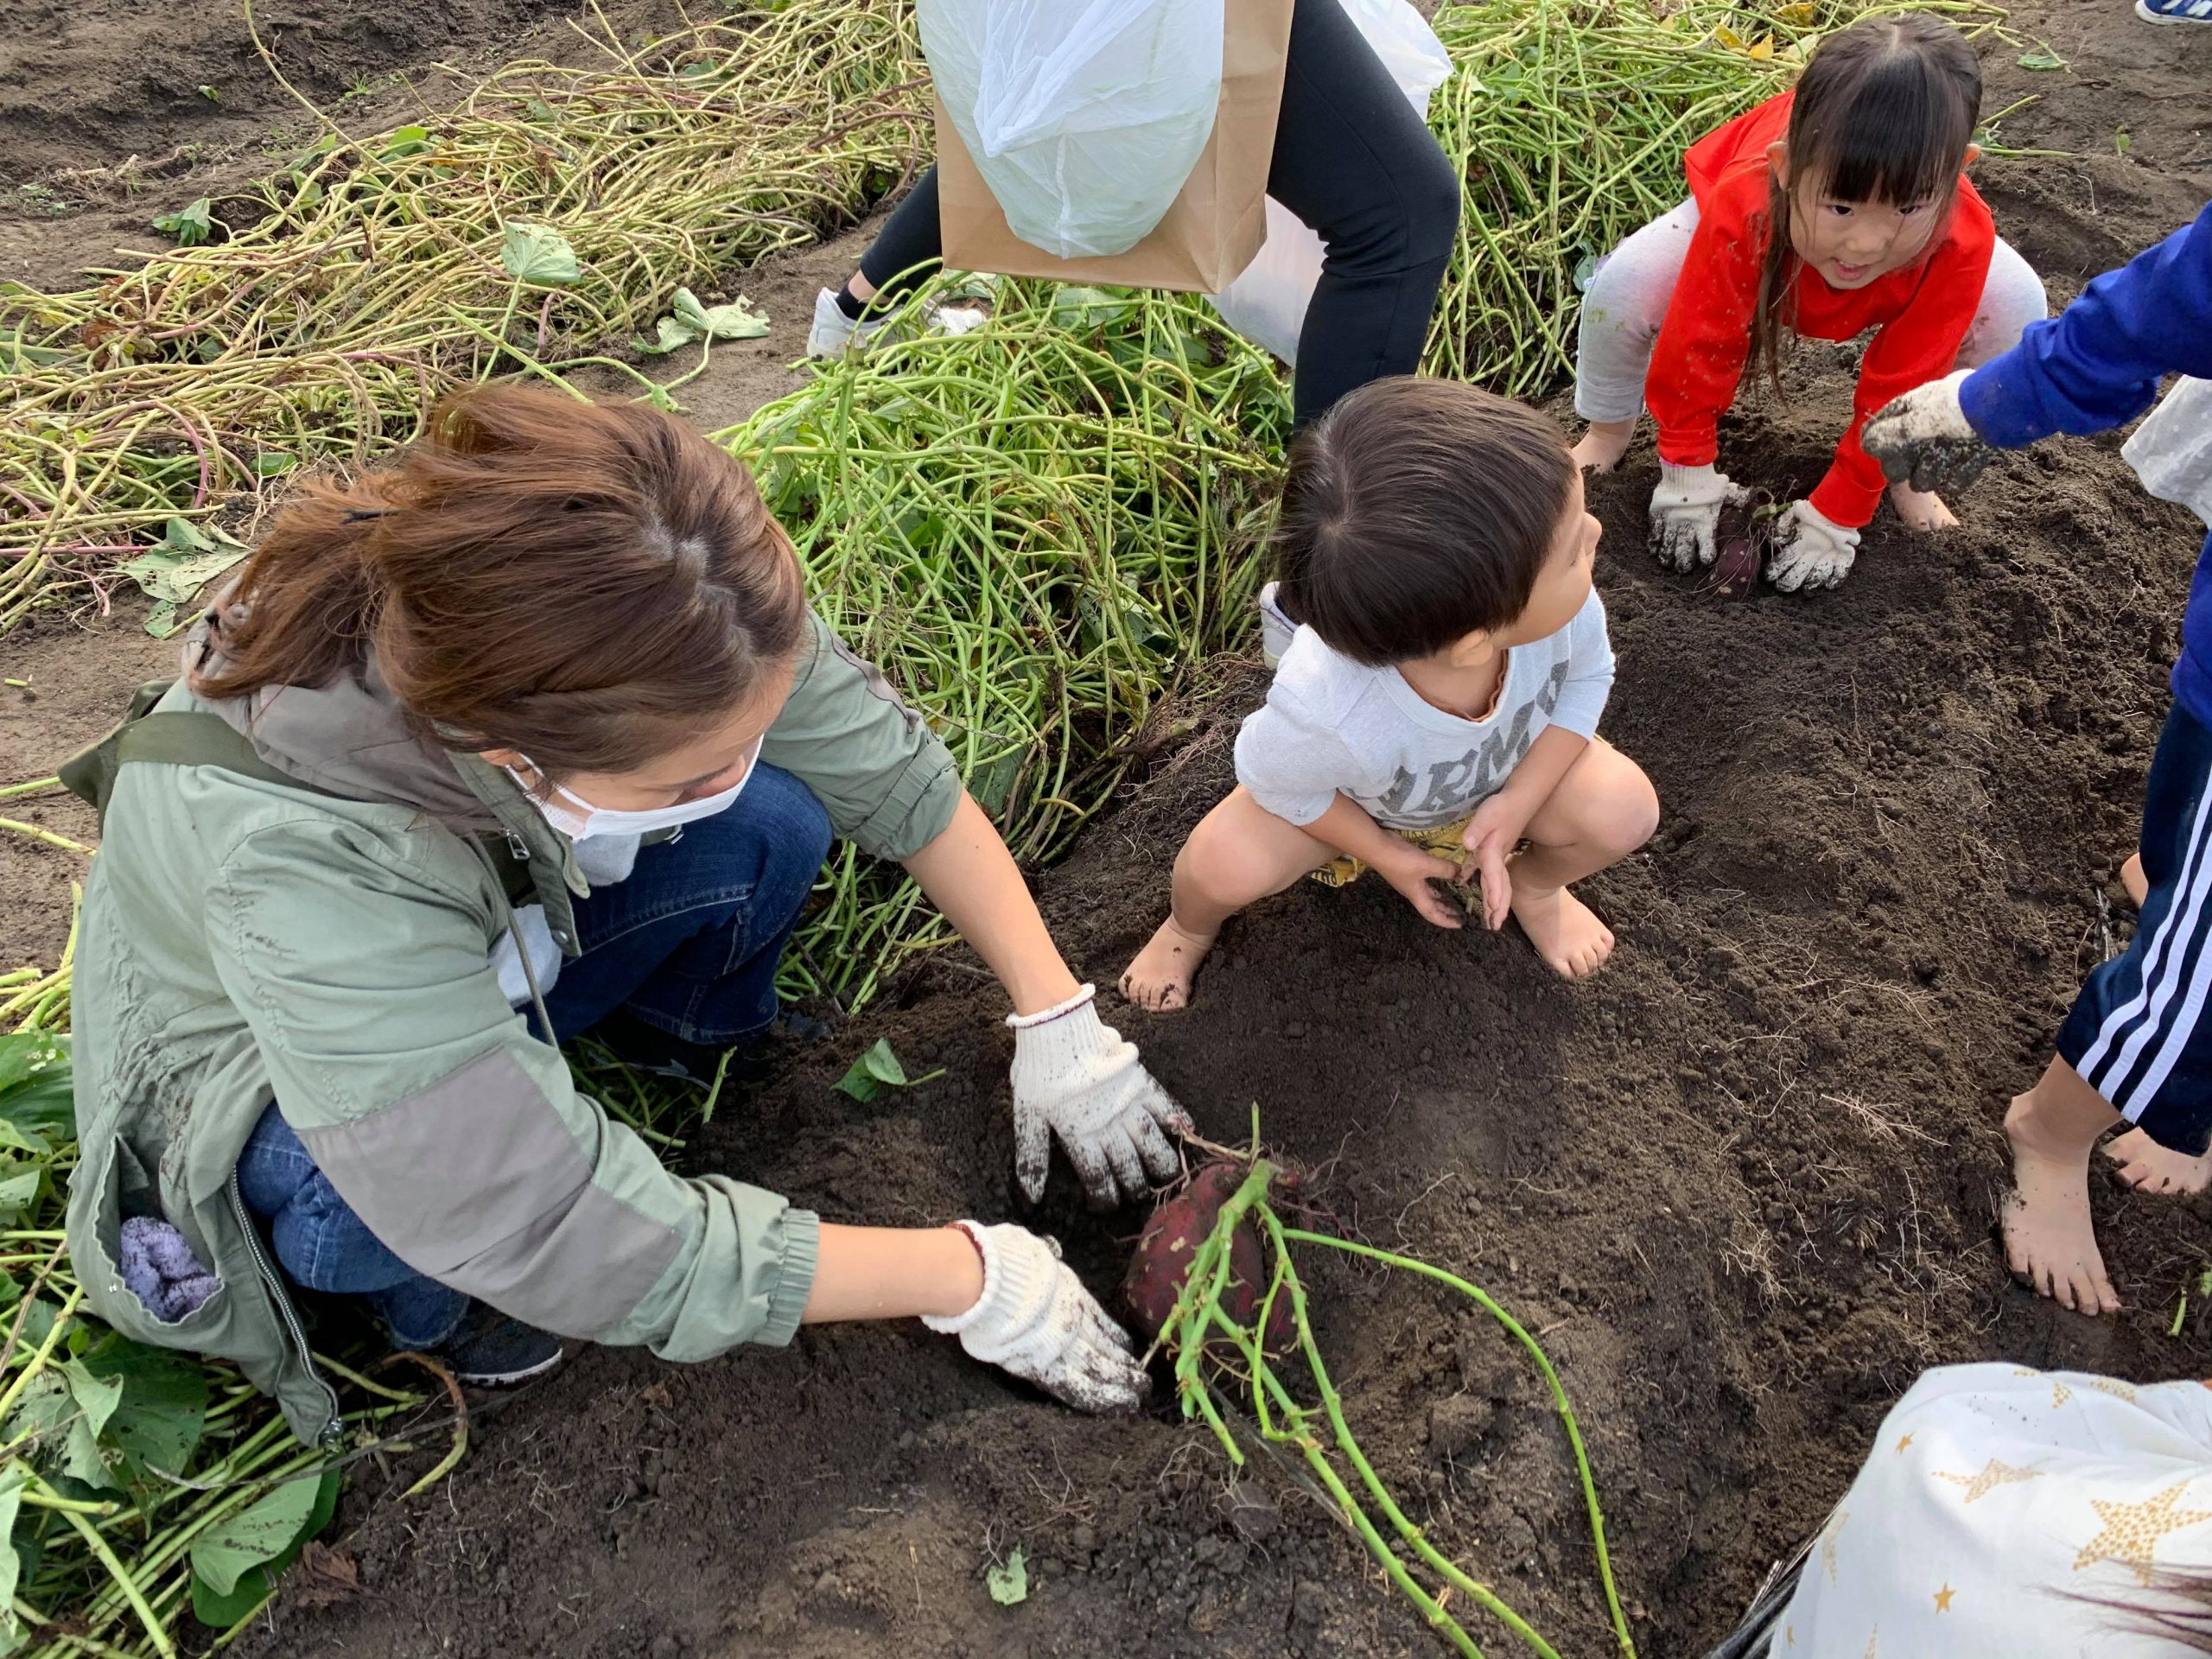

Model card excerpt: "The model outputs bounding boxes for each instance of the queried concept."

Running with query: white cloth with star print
[1776,1362,2212,1656]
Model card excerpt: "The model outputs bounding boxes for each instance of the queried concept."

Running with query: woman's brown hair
[1274,377,1574,667]
[1746,13,1982,394]
[192,385,810,782]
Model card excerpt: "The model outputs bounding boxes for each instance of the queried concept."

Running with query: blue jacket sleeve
[1960,203,2212,448]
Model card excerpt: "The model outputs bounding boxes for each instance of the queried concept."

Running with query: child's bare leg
[1888,480,1958,531]
[2003,1056,2123,1315]
[1121,788,1337,1013]
[1509,740,1659,979]
[1571,419,1636,474]
[2121,851,2149,906]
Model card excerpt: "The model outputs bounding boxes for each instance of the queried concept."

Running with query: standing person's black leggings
[855,0,1462,429]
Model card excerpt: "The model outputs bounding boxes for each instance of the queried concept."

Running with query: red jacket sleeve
[1807,202,1995,527]
[1646,175,1766,468]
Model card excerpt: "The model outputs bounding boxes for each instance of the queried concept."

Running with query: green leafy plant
[985,1546,1028,1607]
[633,288,769,354]
[834,1039,944,1103]
[149,200,215,247]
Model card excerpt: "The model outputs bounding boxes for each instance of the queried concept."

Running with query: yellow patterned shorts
[1310,815,1476,889]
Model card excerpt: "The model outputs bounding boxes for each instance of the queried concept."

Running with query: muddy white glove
[1649,462,1747,571]
[1861,370,1993,496]
[1009,984,1188,1207]
[1767,499,1862,592]
[924,1221,1147,1411]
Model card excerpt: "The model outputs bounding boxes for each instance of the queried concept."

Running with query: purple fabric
[117,1216,221,1323]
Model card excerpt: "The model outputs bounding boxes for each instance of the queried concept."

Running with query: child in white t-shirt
[1121,378,1659,1011]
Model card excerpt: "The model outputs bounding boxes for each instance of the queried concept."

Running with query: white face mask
[508,736,762,842]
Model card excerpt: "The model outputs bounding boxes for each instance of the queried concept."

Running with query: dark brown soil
[8,6,2212,1659]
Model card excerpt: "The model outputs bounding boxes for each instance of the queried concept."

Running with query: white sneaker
[1258,581,1296,667]
[805,288,991,359]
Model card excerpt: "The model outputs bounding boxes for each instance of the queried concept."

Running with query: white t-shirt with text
[1234,590,1615,831]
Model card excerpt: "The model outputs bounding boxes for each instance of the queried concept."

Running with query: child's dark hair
[1274,378,1574,667]
[1749,13,1981,393]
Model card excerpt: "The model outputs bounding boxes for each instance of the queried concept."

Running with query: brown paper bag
[933,0,1296,295]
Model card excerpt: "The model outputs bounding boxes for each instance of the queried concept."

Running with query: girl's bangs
[1804,70,1972,205]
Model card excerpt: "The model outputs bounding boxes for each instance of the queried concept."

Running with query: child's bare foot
[1510,884,1615,978]
[1888,479,1959,531]
[1120,916,1217,1012]
[2120,852,2148,906]
[2103,1127,2212,1195]
[2002,1091,2121,1315]
[1569,420,1635,475]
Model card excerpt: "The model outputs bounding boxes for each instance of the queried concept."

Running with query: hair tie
[341,508,391,524]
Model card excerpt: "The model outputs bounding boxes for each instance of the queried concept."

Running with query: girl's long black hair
[1747,14,1981,395]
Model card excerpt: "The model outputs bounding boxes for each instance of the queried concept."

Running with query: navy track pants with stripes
[2059,702,2212,1154]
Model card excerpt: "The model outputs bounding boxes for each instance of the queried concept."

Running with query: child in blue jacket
[1865,202,2212,1318]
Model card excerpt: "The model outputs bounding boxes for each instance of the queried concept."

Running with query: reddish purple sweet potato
[1710,535,1762,600]
[1123,1161,1295,1357]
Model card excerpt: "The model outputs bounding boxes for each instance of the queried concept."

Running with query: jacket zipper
[227,1172,344,1446]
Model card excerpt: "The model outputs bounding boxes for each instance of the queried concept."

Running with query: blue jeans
[238,764,834,1344]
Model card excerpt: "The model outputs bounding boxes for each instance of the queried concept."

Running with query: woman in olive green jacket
[65,387,1181,1445]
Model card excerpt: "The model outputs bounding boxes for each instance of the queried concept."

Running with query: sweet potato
[1123,1160,1295,1358]
[1710,534,1762,601]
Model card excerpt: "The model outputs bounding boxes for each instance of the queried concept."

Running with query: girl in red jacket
[1568,15,2047,592]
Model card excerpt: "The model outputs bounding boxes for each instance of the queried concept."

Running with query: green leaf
[835,1038,919,1103]
[151,199,214,247]
[252,451,295,477]
[634,289,768,353]
[189,1468,339,1625]
[0,1168,40,1230]
[118,522,251,628]
[1051,287,1135,332]
[0,1033,72,1141]
[0,1465,27,1620]
[381,125,434,159]
[2114,124,2133,156]
[672,288,769,341]
[500,221,580,287]
[986,1546,1028,1606]
[2014,48,2067,70]
[83,1337,209,1482]
[189,1471,324,1597]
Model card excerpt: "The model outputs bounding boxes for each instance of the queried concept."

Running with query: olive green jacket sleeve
[761,613,963,861]
[201,807,820,1359]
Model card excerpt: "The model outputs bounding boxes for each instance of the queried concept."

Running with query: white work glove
[1767,499,1862,592]
[1649,462,1748,571]
[1861,370,1994,496]
[1009,984,1188,1207]
[923,1221,1148,1411]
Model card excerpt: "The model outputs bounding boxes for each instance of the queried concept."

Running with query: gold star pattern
[1933,1584,1955,1612]
[2090,1378,2140,1404]
[1821,1509,1849,1582]
[2053,1382,2073,1408]
[2012,1367,2042,1378]
[1935,1459,2046,1503]
[2075,1482,2212,1586]
[1865,1629,1878,1658]
[1895,1433,1914,1453]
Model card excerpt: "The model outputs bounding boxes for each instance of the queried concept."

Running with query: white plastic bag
[917,0,1226,262]
[1205,0,1453,365]
[2124,377,2212,531]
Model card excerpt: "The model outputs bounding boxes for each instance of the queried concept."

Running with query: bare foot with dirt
[1570,419,1635,474]
[2001,1090,2122,1315]
[1120,915,1217,1012]
[1510,884,1616,978]
[1888,480,1959,531]
[2121,851,2148,905]
[2103,1127,2212,1194]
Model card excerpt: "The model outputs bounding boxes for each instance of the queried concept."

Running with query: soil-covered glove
[923,1221,1148,1411]
[1861,370,1993,496]
[1649,463,1747,571]
[1767,499,1862,593]
[1009,984,1189,1207]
